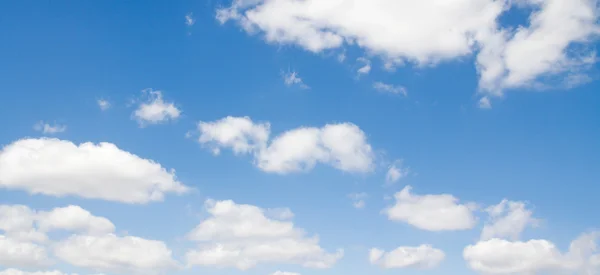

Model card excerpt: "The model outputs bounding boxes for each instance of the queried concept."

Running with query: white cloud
[185,13,195,26]
[0,138,189,203]
[480,199,538,241]
[54,234,177,275]
[271,272,300,275]
[383,186,477,231]
[217,0,600,103]
[0,269,97,275]
[0,205,46,243]
[0,269,76,275]
[197,116,270,155]
[385,161,409,184]
[369,245,445,269]
[133,89,181,126]
[37,205,115,235]
[33,121,66,135]
[373,82,407,96]
[357,57,371,75]
[478,96,492,109]
[0,236,50,268]
[185,200,343,270]
[464,232,600,274]
[196,116,375,174]
[282,71,309,89]
[97,99,110,111]
[348,193,367,209]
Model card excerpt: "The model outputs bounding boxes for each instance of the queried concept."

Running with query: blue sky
[1,1,600,275]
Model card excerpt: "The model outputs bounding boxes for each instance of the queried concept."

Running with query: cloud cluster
[0,138,189,203]
[0,204,177,275]
[185,200,343,270]
[217,0,600,104]
[196,116,375,174]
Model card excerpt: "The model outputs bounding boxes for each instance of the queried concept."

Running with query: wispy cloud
[357,57,371,75]
[97,99,111,111]
[348,193,368,209]
[282,70,309,89]
[185,13,195,26]
[373,82,407,96]
[478,97,492,109]
[34,121,67,134]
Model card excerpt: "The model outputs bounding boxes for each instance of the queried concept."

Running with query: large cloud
[0,138,189,203]
[383,186,477,231]
[369,245,445,269]
[185,200,343,270]
[54,234,178,275]
[196,116,374,174]
[217,0,600,104]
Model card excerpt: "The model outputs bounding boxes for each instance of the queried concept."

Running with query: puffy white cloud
[37,205,115,235]
[54,234,177,275]
[373,82,407,96]
[133,89,181,126]
[0,205,46,243]
[464,232,600,274]
[369,245,445,269]
[256,123,374,173]
[196,116,374,174]
[0,236,50,268]
[0,138,189,203]
[185,200,343,270]
[33,121,66,134]
[383,186,477,231]
[197,116,270,155]
[385,161,409,184]
[348,193,368,209]
[480,199,538,241]
[96,99,110,111]
[218,0,600,102]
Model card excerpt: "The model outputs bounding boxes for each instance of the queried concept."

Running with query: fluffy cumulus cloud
[0,204,177,275]
[0,138,189,203]
[369,245,445,269]
[383,186,477,231]
[0,236,50,268]
[480,199,538,241]
[217,0,600,104]
[373,82,407,96]
[185,200,343,270]
[196,116,374,174]
[464,232,600,274]
[133,89,181,126]
[54,234,177,275]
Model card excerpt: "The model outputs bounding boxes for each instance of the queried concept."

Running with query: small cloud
[478,97,492,109]
[133,89,181,127]
[373,82,408,96]
[386,160,409,184]
[34,121,67,134]
[282,70,309,89]
[97,99,111,111]
[357,57,371,75]
[337,51,346,63]
[348,193,368,209]
[185,13,196,26]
